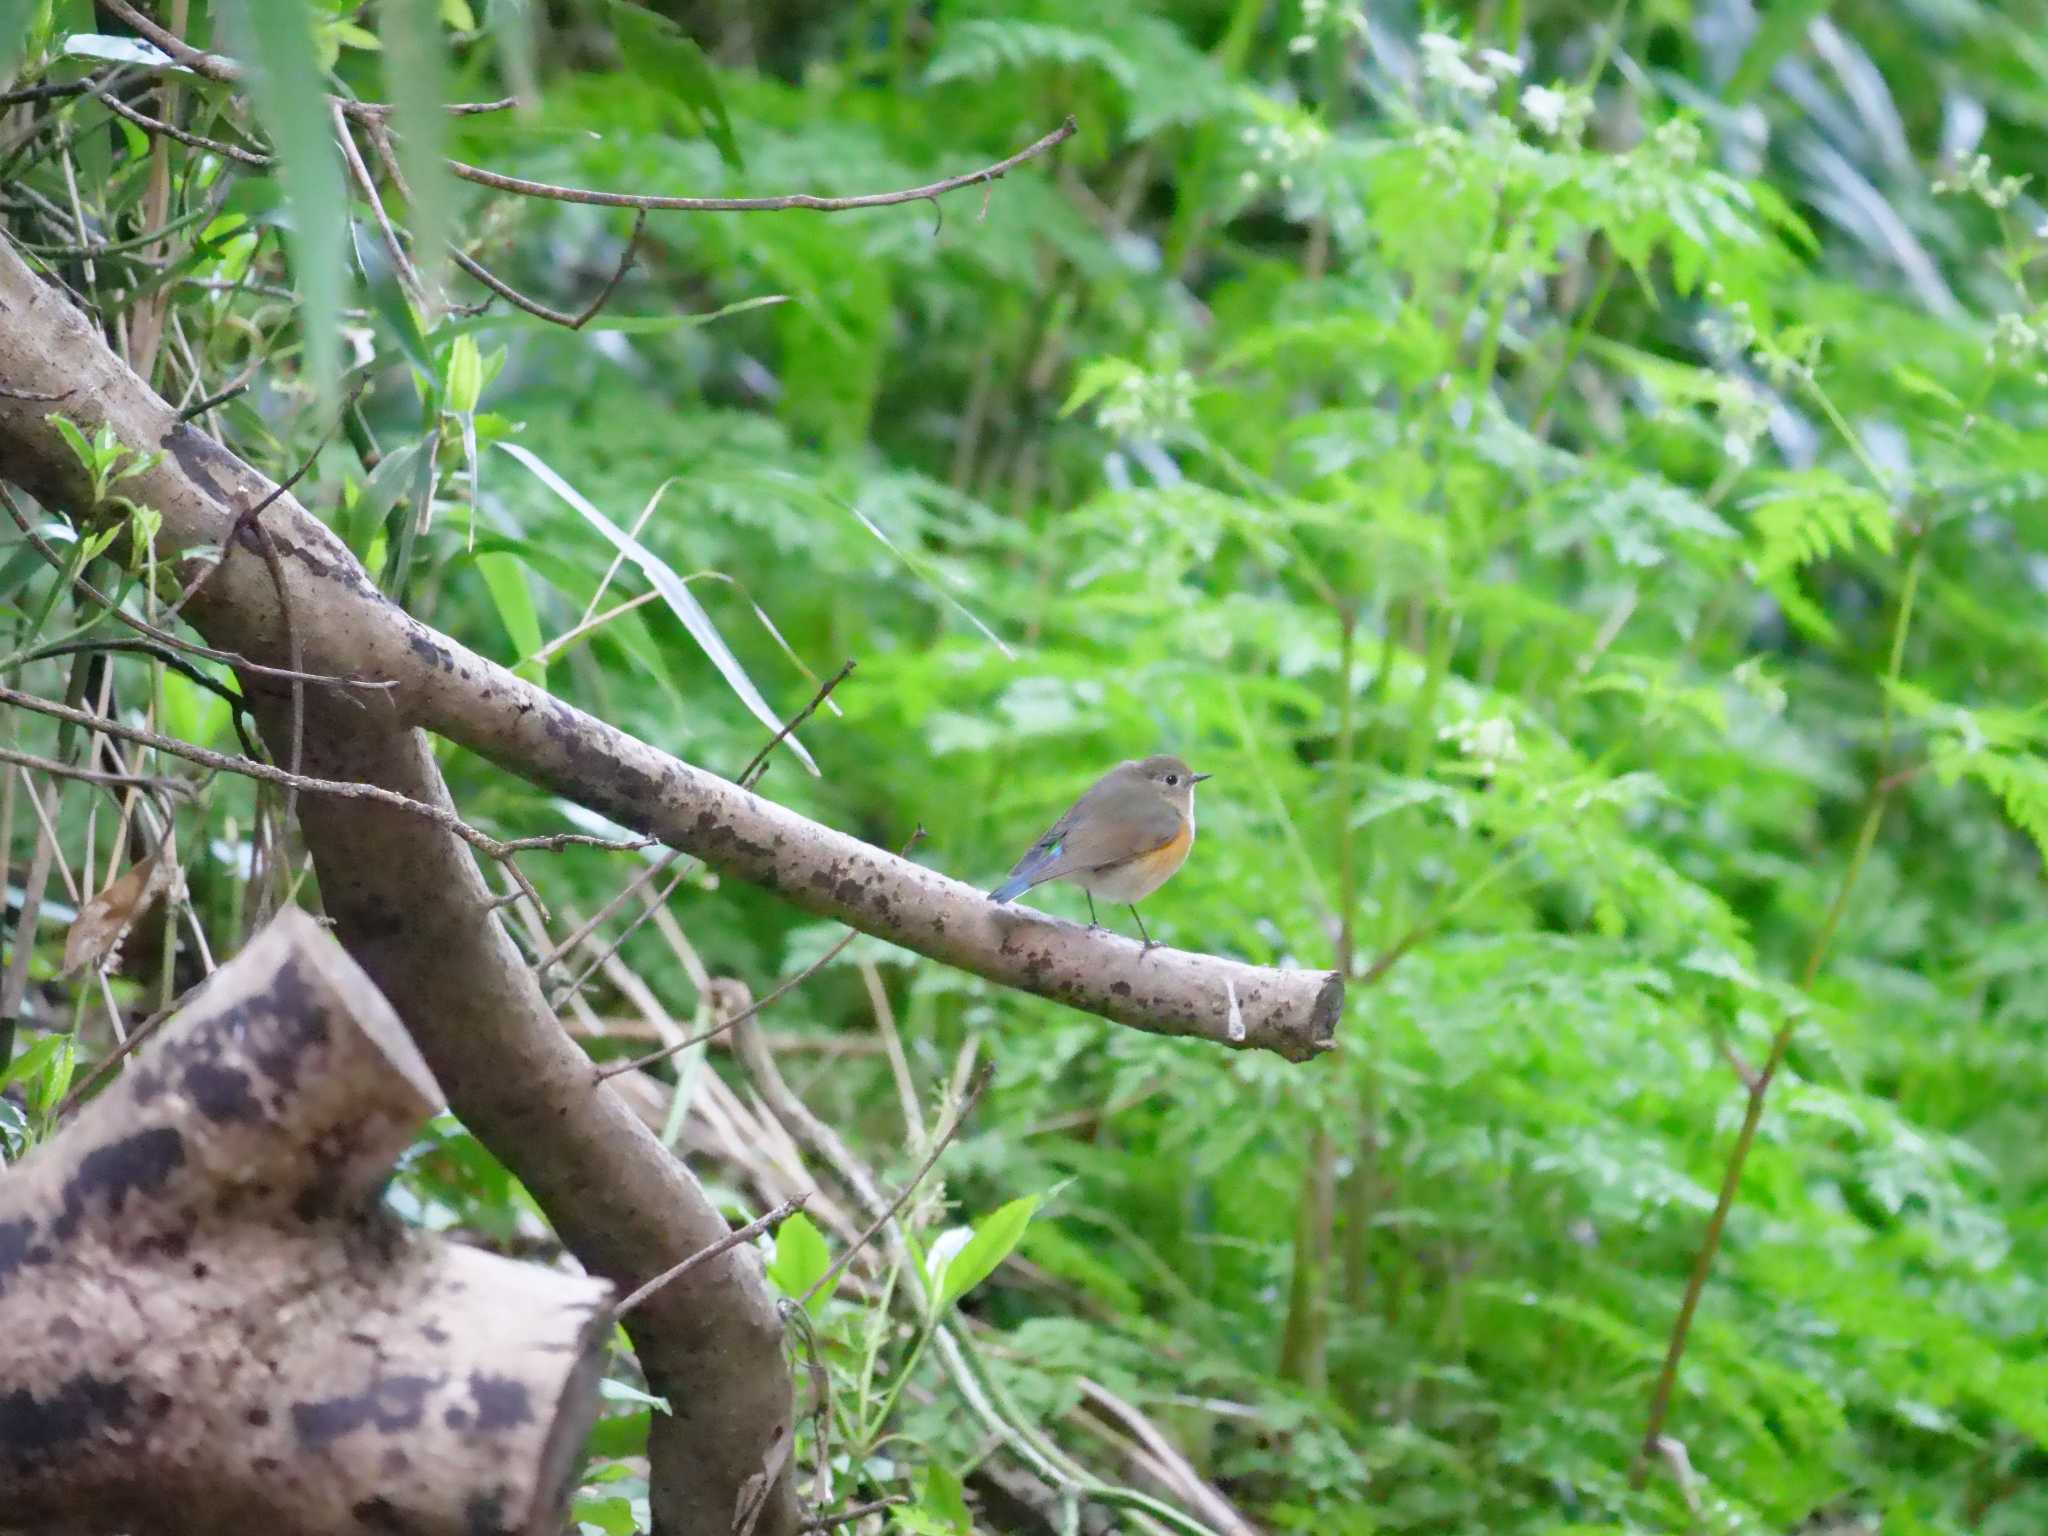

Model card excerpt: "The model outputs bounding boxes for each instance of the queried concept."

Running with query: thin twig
[53,987,188,1117]
[438,117,1076,213]
[591,928,862,1081]
[738,659,855,790]
[612,1197,807,1317]
[0,744,188,796]
[802,1496,909,1532]
[499,831,659,855]
[92,82,271,166]
[3,488,391,693]
[0,684,635,909]
[335,104,424,303]
[174,380,250,423]
[96,0,510,115]
[799,1062,993,1308]
[535,848,680,975]
[542,854,692,1002]
[1633,535,1929,1484]
[590,823,925,1080]
[0,80,95,106]
[546,659,855,994]
[381,114,653,330]
[528,590,662,666]
[164,394,358,619]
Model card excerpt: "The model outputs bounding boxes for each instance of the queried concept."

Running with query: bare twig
[529,591,662,667]
[174,381,251,424]
[613,1197,807,1318]
[542,856,694,1006]
[737,659,855,791]
[798,1062,992,1308]
[543,659,854,995]
[0,80,96,107]
[165,398,356,620]
[0,683,630,909]
[591,928,861,1081]
[801,1496,908,1532]
[0,744,188,796]
[1634,537,1928,1483]
[534,849,681,976]
[92,82,271,167]
[95,0,510,115]
[499,831,658,855]
[444,118,1078,213]
[335,105,424,304]
[593,824,924,1082]
[53,989,186,1117]
[5,489,392,694]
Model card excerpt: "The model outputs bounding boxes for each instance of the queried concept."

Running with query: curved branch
[0,237,1342,1061]
[441,117,1078,213]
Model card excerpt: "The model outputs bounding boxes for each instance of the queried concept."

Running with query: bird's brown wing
[993,773,1181,898]
[1021,781,1182,884]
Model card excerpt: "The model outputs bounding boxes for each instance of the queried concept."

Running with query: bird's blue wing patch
[989,838,1061,903]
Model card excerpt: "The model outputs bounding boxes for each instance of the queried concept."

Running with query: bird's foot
[1138,937,1160,956]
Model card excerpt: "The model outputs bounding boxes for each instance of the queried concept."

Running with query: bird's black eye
[1165,773,1180,786]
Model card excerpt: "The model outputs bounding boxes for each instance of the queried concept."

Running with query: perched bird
[988,754,1210,952]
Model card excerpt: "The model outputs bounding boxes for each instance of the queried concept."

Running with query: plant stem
[1633,529,1929,1484]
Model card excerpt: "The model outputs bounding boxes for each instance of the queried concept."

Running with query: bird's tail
[991,839,1063,903]
[988,872,1034,904]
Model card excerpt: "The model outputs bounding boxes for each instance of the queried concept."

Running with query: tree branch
[0,239,1343,1060]
[440,117,1078,213]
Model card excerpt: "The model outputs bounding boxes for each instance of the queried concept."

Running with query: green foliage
[12,1,2048,1534]
[216,0,348,407]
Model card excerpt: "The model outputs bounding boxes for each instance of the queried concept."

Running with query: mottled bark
[0,237,803,1535]
[0,910,612,1536]
[0,234,1343,1062]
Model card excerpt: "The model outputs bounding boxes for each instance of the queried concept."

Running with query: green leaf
[112,109,149,163]
[219,0,348,411]
[910,1464,973,1534]
[30,1032,75,1118]
[444,333,485,415]
[569,1494,639,1536]
[0,0,39,83]
[380,0,454,306]
[595,1377,671,1414]
[0,1032,68,1094]
[484,0,538,103]
[584,1408,651,1460]
[1722,0,1831,103]
[47,413,93,477]
[937,1195,1039,1311]
[498,442,819,773]
[764,1210,833,1312]
[340,437,429,554]
[603,0,742,170]
[474,550,546,683]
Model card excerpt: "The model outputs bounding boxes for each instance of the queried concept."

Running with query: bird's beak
[1192,772,1212,783]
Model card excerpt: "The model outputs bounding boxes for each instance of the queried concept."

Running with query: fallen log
[0,908,614,1536]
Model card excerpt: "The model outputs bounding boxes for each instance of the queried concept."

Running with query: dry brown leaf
[63,845,178,976]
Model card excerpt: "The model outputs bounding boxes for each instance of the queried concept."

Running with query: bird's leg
[1130,905,1157,954]
[1085,891,1101,931]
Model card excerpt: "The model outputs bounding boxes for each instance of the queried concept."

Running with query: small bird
[988,754,1210,952]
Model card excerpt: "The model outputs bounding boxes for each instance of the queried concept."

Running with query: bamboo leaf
[498,442,819,773]
[219,0,348,410]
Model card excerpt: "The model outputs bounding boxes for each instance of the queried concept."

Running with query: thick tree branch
[0,242,804,1535]
[0,237,1342,1060]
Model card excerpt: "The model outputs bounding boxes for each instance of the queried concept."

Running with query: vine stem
[1632,531,1929,1485]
